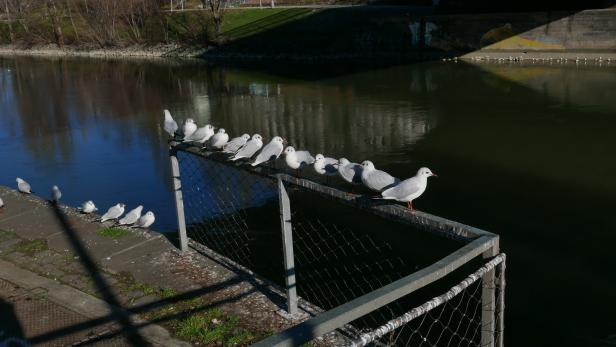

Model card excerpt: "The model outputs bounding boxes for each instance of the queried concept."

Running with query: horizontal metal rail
[174,144,495,241]
[250,234,498,347]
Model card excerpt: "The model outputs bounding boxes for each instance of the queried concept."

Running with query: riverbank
[0,44,207,59]
[0,186,296,346]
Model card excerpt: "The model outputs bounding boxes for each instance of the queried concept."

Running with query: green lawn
[222,8,315,40]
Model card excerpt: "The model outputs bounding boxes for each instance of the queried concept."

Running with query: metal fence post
[277,177,298,316]
[170,146,189,253]
[496,254,506,347]
[481,237,500,347]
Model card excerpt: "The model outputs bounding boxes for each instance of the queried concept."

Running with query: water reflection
[1,56,616,347]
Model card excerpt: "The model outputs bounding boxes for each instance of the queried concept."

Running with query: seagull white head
[252,134,262,141]
[417,167,437,178]
[241,134,250,140]
[16,178,25,184]
[185,118,195,124]
[284,146,295,155]
[361,160,375,170]
[206,124,215,130]
[164,110,173,120]
[145,211,154,217]
[217,128,225,134]
[315,154,325,162]
[272,136,285,144]
[118,203,126,208]
[339,158,350,165]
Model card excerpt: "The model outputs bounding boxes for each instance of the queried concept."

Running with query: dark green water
[1,56,615,346]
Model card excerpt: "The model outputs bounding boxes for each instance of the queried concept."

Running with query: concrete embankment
[0,186,293,346]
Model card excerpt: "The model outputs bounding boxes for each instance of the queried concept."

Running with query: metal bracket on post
[481,237,500,347]
[277,177,301,319]
[170,145,189,253]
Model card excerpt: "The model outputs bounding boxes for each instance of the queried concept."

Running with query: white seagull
[361,161,399,192]
[80,200,98,214]
[381,167,437,210]
[182,119,197,140]
[118,205,143,225]
[222,134,250,154]
[314,154,339,176]
[51,185,62,202]
[230,134,263,161]
[135,211,155,229]
[100,203,125,222]
[251,136,285,166]
[185,124,215,143]
[163,110,178,137]
[16,178,32,194]
[209,128,229,149]
[284,146,315,170]
[338,158,363,192]
[0,197,4,210]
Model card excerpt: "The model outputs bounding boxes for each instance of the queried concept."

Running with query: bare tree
[200,0,227,38]
[4,0,14,42]
[45,0,65,47]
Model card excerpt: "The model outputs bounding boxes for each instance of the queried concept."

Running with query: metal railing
[169,142,505,347]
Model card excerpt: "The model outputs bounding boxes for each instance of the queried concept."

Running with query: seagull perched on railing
[381,167,437,210]
[223,134,250,154]
[284,146,315,171]
[163,110,178,137]
[181,119,197,141]
[230,134,263,161]
[251,136,285,166]
[338,158,363,193]
[208,128,229,149]
[314,154,338,176]
[185,124,214,143]
[361,161,399,192]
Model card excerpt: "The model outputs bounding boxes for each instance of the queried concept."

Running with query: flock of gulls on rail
[165,110,437,211]
[0,109,438,226]
[0,177,155,229]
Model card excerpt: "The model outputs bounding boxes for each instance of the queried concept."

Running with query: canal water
[1,56,615,346]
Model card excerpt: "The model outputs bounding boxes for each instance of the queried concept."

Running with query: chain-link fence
[169,143,504,347]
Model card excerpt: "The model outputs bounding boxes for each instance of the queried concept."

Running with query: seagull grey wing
[223,137,246,153]
[252,143,281,165]
[234,140,260,159]
[369,170,398,191]
[340,163,361,183]
[295,151,315,164]
[382,177,421,199]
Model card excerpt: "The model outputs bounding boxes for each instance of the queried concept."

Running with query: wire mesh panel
[284,183,464,329]
[176,149,284,282]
